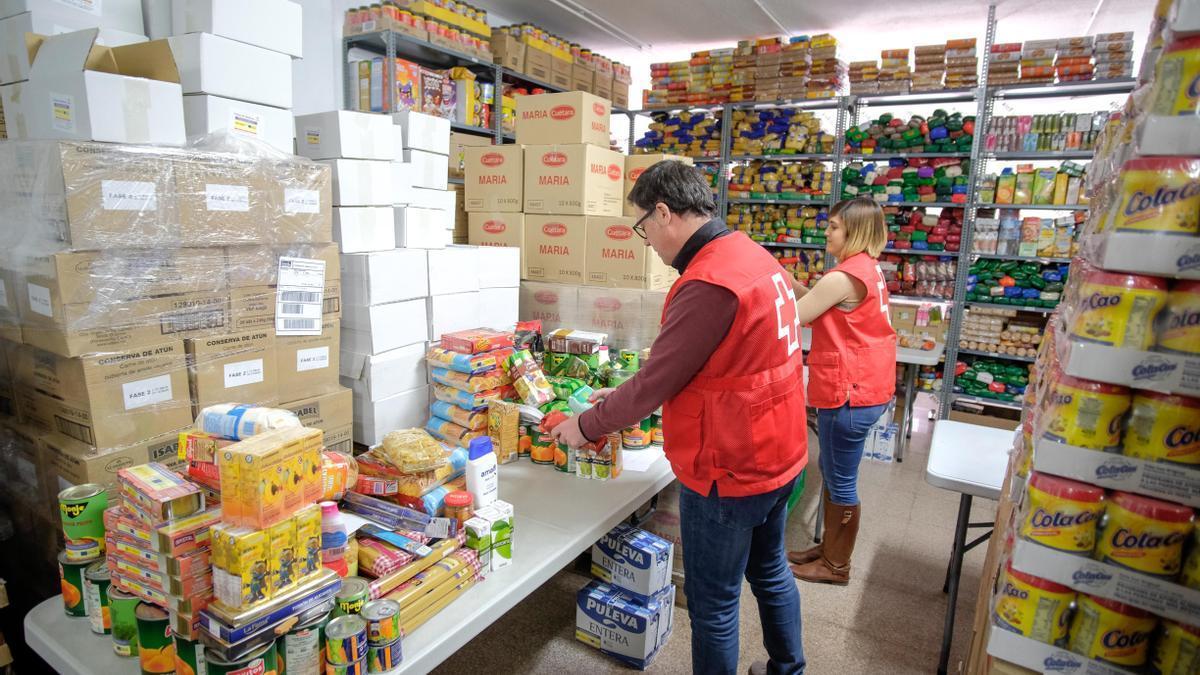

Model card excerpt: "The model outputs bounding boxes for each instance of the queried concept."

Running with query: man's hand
[588,387,616,404]
[549,413,590,449]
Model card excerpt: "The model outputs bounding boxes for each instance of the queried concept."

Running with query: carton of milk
[591,523,673,601]
[477,499,513,571]
[575,580,674,670]
[464,514,493,570]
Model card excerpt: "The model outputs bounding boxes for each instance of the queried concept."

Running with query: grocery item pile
[987,32,1134,86]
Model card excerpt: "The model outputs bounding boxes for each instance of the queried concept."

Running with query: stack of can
[362,599,403,673]
[57,485,113,640]
[325,614,370,674]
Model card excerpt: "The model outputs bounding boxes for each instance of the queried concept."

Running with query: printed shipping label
[296,346,330,372]
[27,284,52,317]
[232,112,260,136]
[101,180,157,212]
[123,374,173,411]
[224,359,265,388]
[276,257,326,336]
[205,184,250,212]
[50,93,74,132]
[284,188,321,214]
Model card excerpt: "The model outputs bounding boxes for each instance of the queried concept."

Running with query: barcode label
[276,257,325,336]
[279,318,319,331]
[281,303,306,314]
[280,291,321,303]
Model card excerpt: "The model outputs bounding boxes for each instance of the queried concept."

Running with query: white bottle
[466,436,499,509]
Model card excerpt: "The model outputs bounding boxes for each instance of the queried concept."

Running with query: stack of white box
[394,110,455,248]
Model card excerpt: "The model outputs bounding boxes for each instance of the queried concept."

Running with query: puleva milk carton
[591,523,673,601]
[575,580,674,669]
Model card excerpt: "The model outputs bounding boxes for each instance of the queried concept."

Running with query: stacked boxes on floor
[577,523,675,668]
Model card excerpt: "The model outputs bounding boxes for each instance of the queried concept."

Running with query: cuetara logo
[543,222,567,237]
[593,102,607,116]
[607,164,622,181]
[482,220,506,234]
[542,152,568,167]
[606,225,633,241]
[550,105,576,120]
[481,152,504,167]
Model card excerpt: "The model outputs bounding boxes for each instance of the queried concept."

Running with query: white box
[341,299,428,355]
[0,82,27,139]
[391,120,404,160]
[333,207,396,253]
[427,247,479,295]
[142,0,172,39]
[408,187,455,212]
[428,292,481,340]
[171,0,302,57]
[181,93,293,153]
[24,29,185,146]
[340,342,427,402]
[342,249,429,306]
[1,13,148,85]
[403,148,448,189]
[479,287,518,331]
[353,385,429,446]
[395,206,451,249]
[0,0,144,32]
[391,162,413,201]
[168,32,292,108]
[476,246,520,288]
[295,110,394,161]
[321,159,394,206]
[591,523,674,602]
[393,109,449,155]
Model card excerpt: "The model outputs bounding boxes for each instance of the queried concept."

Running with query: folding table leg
[938,493,972,675]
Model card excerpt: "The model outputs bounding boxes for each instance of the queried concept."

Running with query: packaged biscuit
[430,366,511,393]
[440,328,515,355]
[507,349,554,407]
[425,345,506,374]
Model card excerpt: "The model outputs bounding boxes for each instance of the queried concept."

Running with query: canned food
[1110,157,1200,236]
[622,418,653,450]
[1094,491,1194,578]
[1152,35,1200,115]
[58,551,89,617]
[1153,619,1200,675]
[333,577,370,617]
[59,484,108,562]
[1158,280,1200,356]
[650,413,664,446]
[1040,374,1130,451]
[1067,270,1169,349]
[109,587,140,657]
[366,639,401,673]
[83,560,111,635]
[206,639,278,675]
[1019,472,1105,554]
[1182,529,1200,590]
[1068,594,1157,667]
[325,615,369,665]
[529,431,557,465]
[361,599,401,646]
[135,602,175,675]
[325,659,366,675]
[283,611,330,675]
[992,563,1075,646]
[174,632,205,675]
[1123,391,1200,466]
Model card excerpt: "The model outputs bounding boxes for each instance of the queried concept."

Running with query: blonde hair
[830,198,887,258]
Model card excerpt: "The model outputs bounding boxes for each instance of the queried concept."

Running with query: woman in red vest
[786,197,897,585]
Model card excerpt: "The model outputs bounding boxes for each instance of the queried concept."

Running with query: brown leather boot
[787,492,833,565]
[791,503,860,586]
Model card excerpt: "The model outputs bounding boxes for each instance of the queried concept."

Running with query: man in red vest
[552,160,808,675]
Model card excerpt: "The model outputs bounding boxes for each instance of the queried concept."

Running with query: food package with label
[506,349,554,407]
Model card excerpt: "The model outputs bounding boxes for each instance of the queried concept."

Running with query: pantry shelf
[500,67,562,93]
[971,253,1072,264]
[989,78,1137,100]
[690,157,723,163]
[727,197,834,205]
[883,248,961,257]
[975,203,1089,211]
[730,99,842,110]
[758,241,826,250]
[729,154,836,161]
[985,150,1095,160]
[957,348,1037,364]
[844,152,972,160]
[892,294,955,304]
[629,104,727,114]
[451,121,496,137]
[849,89,979,106]
[448,176,464,185]
[965,301,1057,315]
[950,393,1023,411]
[345,30,494,71]
[881,202,964,209]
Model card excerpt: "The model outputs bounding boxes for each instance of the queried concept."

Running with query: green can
[206,639,277,675]
[135,602,175,675]
[280,610,329,675]
[621,417,653,450]
[650,413,663,446]
[332,577,370,618]
[174,632,205,675]
[83,560,111,635]
[618,349,640,371]
[57,551,89,617]
[59,484,108,562]
[109,587,140,657]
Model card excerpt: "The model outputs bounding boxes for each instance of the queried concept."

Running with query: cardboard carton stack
[806,34,845,99]
[731,47,757,103]
[988,43,1023,85]
[912,44,947,92]
[877,49,911,95]
[943,39,979,90]
[848,61,880,94]
[1093,32,1134,81]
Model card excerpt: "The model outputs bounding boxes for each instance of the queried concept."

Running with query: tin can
[361,599,400,645]
[1153,619,1200,675]
[109,587,140,657]
[83,560,111,635]
[282,611,330,675]
[366,639,401,673]
[325,660,365,675]
[333,577,370,617]
[529,431,557,465]
[59,484,108,562]
[1151,35,1200,116]
[1068,594,1158,667]
[58,551,89,617]
[175,633,205,675]
[135,602,175,675]
[1040,374,1130,451]
[325,615,369,665]
[1067,270,1169,349]
[207,639,278,675]
[622,418,652,450]
[992,563,1075,646]
[1158,280,1200,356]
[1019,472,1105,554]
[1123,391,1200,466]
[1110,157,1200,236]
[1182,529,1200,590]
[650,413,663,446]
[1094,491,1194,578]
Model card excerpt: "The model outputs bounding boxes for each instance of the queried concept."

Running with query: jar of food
[444,491,473,529]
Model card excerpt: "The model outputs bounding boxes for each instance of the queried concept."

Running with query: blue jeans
[679,478,805,675]
[816,402,890,505]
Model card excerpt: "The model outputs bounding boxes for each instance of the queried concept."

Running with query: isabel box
[515,91,610,147]
[523,144,623,217]
[43,428,186,490]
[464,145,523,212]
[280,386,352,455]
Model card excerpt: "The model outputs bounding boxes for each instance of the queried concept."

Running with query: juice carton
[591,523,674,602]
[269,518,298,593]
[464,514,494,571]
[217,526,270,609]
[221,427,323,528]
[217,447,242,524]
[575,580,671,669]
[1031,168,1057,205]
[478,500,513,571]
[293,503,323,579]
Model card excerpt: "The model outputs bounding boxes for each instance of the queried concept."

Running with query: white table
[25,455,677,675]
[925,420,1013,675]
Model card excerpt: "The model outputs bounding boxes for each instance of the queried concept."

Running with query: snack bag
[507,350,555,407]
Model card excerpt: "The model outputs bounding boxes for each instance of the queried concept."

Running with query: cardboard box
[393,109,449,155]
[0,269,21,343]
[20,248,226,307]
[451,183,468,242]
[476,246,521,289]
[320,159,394,206]
[428,292,480,340]
[170,0,302,57]
[479,287,518,331]
[523,144,623,216]
[523,214,588,284]
[24,29,185,146]
[491,33,524,71]
[295,110,395,161]
[585,217,676,290]
[468,212,524,269]
[143,0,173,39]
[185,329,278,413]
[449,130,491,177]
[266,158,333,244]
[623,154,693,216]
[341,299,428,355]
[403,148,449,189]
[550,56,572,89]
[228,281,341,333]
[14,341,193,449]
[516,91,610,147]
[42,428,186,490]
[518,281,579,330]
[395,206,452,249]
[593,72,613,101]
[225,243,340,289]
[168,32,292,108]
[0,81,27,139]
[0,0,145,33]
[464,145,522,212]
[523,46,553,82]
[612,81,630,110]
[352,385,428,446]
[572,63,595,93]
[341,249,429,306]
[280,386,352,454]
[577,286,647,340]
[333,206,396,253]
[407,186,456,211]
[182,94,294,154]
[276,319,340,402]
[427,247,479,295]
[173,151,271,246]
[339,342,426,403]
[0,12,147,85]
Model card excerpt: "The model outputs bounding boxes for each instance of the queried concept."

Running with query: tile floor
[436,394,998,674]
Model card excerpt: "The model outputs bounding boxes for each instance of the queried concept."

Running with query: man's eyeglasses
[632,209,655,240]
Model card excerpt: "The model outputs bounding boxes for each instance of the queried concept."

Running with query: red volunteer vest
[807,252,898,409]
[661,232,808,498]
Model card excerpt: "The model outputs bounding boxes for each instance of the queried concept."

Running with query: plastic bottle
[319,501,349,577]
[465,436,499,509]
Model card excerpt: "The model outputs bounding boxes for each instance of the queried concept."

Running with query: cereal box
[591,523,673,601]
[118,463,205,526]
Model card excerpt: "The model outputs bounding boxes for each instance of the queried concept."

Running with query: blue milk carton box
[575,580,673,670]
[591,523,673,601]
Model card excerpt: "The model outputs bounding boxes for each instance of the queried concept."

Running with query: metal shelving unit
[758,241,826,250]
[893,294,955,304]
[950,393,1023,411]
[730,154,837,161]
[844,152,972,160]
[973,253,1071,264]
[728,197,833,205]
[965,301,1057,315]
[884,248,961,257]
[976,203,1089,211]
[986,150,1095,160]
[957,348,1036,363]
